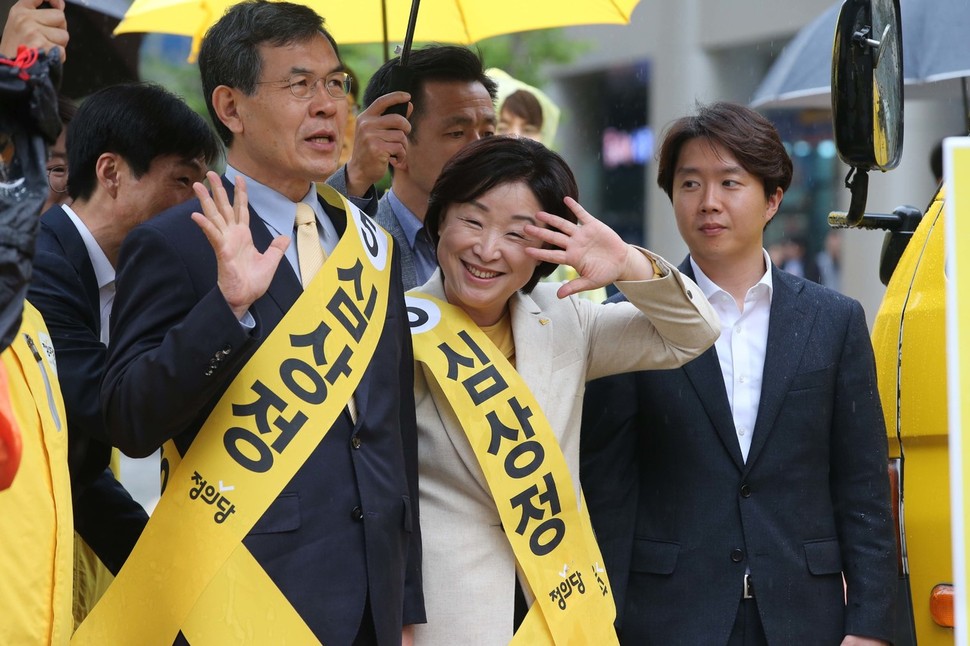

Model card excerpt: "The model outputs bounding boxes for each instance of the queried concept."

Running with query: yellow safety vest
[0,302,73,645]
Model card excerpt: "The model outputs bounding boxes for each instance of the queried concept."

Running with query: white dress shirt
[63,204,115,345]
[690,250,773,462]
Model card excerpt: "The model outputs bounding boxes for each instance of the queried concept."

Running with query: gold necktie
[295,202,326,288]
[293,202,357,423]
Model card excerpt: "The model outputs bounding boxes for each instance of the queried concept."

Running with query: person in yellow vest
[0,301,72,645]
[406,135,719,644]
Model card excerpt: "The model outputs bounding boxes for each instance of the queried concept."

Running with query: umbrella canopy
[115,0,640,59]
[751,0,970,110]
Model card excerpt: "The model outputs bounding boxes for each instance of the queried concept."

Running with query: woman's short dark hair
[425,136,579,293]
[656,102,793,201]
[502,90,543,129]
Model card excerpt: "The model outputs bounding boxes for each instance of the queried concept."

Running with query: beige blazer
[412,253,719,645]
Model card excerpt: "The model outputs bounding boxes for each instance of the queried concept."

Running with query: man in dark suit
[331,45,497,289]
[100,2,423,643]
[581,102,896,645]
[28,84,218,579]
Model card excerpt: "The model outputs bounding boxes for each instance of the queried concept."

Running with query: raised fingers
[524,221,570,249]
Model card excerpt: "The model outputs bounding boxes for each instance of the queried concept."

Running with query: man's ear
[389,156,407,172]
[764,187,783,225]
[211,85,244,136]
[95,153,123,199]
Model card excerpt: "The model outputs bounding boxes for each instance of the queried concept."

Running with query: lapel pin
[539,318,550,326]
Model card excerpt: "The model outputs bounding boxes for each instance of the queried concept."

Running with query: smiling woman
[407,136,721,645]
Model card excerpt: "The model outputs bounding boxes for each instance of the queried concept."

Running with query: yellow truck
[830,0,956,641]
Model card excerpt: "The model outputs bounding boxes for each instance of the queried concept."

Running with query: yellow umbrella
[114,0,641,61]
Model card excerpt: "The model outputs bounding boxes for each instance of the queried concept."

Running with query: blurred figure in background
[816,229,842,292]
[40,96,75,214]
[488,68,560,147]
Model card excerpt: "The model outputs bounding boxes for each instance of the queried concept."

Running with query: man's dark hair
[66,83,219,201]
[425,136,578,293]
[198,0,339,146]
[656,101,793,202]
[363,45,497,141]
[501,89,543,129]
[57,95,77,127]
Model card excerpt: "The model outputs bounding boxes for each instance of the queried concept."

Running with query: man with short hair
[94,2,423,644]
[28,84,218,612]
[581,102,896,645]
[333,45,497,289]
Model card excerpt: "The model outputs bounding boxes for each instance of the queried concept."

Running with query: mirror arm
[851,24,892,68]
[844,166,869,226]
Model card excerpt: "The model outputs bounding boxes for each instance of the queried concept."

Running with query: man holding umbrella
[86,1,423,643]
[331,44,497,290]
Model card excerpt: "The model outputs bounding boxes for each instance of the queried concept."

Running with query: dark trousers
[726,598,768,646]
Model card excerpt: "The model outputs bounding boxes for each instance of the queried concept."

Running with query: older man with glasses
[88,1,423,644]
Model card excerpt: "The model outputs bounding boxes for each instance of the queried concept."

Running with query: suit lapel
[43,206,102,333]
[682,350,745,470]
[677,257,746,470]
[508,291,551,419]
[745,267,816,470]
[376,197,417,289]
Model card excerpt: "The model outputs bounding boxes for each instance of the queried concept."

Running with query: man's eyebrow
[287,62,345,76]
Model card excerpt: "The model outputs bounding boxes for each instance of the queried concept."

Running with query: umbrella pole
[382,0,390,62]
[963,77,970,135]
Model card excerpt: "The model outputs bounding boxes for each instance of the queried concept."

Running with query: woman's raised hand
[524,197,654,298]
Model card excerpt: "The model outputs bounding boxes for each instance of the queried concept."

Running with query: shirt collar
[386,188,426,250]
[62,204,115,289]
[689,248,774,302]
[224,164,324,236]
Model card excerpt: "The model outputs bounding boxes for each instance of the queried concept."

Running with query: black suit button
[204,368,214,377]
[223,344,232,354]
[351,506,364,521]
[740,484,752,498]
[351,435,361,450]
[730,548,744,563]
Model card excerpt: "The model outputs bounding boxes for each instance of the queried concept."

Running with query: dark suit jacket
[581,259,896,645]
[27,204,148,574]
[102,178,424,645]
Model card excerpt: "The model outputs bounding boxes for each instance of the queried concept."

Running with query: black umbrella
[751,0,970,132]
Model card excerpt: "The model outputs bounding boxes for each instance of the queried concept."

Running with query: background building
[545,0,966,324]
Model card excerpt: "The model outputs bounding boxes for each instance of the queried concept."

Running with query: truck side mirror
[831,0,904,225]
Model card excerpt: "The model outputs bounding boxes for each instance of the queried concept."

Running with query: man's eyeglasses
[257,72,353,101]
[47,165,67,193]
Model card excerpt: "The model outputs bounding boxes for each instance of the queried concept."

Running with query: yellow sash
[406,294,618,645]
[73,186,392,644]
